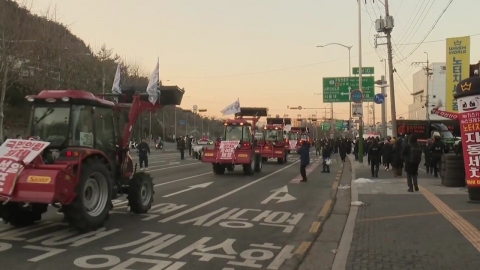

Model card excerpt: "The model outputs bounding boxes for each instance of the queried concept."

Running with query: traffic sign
[374,93,385,104]
[193,105,198,113]
[179,120,186,125]
[298,106,302,110]
[350,89,363,103]
[322,77,375,103]
[352,67,375,75]
[352,103,363,117]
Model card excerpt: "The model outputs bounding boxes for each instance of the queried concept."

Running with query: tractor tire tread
[127,172,155,214]
[63,156,113,233]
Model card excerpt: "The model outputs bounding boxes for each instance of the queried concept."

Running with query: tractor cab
[217,119,253,149]
[27,90,117,163]
[289,127,310,148]
[261,117,292,147]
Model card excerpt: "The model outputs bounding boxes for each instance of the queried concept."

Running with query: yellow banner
[446,36,470,112]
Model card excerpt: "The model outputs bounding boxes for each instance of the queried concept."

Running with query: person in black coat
[391,139,404,177]
[296,141,310,182]
[137,138,151,171]
[368,139,381,178]
[322,142,332,173]
[381,140,393,171]
[424,138,433,174]
[339,139,347,162]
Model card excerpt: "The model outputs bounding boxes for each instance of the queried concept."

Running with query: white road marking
[113,172,212,207]
[159,160,300,223]
[261,185,297,204]
[163,182,213,198]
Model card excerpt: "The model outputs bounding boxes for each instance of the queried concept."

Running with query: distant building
[408,62,448,120]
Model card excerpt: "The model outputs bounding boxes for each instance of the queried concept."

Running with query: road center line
[159,160,299,223]
[147,162,202,172]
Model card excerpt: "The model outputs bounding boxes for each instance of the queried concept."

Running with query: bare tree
[0,0,33,140]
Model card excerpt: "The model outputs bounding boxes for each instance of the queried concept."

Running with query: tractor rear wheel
[213,164,225,175]
[254,154,263,172]
[127,172,154,213]
[0,203,47,227]
[243,157,255,175]
[63,157,113,232]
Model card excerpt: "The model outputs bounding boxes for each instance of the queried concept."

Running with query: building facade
[408,62,448,120]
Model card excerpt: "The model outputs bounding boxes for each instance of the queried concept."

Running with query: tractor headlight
[61,97,70,102]
[26,96,35,102]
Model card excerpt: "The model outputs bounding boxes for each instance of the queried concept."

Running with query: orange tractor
[202,107,267,175]
[288,127,311,151]
[257,117,291,164]
[0,86,184,232]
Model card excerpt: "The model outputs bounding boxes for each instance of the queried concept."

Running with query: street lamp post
[357,0,364,163]
[317,43,353,138]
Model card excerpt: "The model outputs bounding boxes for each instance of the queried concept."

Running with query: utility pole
[412,54,433,120]
[385,0,396,137]
[374,0,396,137]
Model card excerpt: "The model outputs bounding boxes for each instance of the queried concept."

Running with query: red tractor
[258,117,291,164]
[288,127,311,150]
[202,107,267,175]
[0,86,184,232]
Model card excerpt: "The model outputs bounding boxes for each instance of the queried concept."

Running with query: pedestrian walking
[296,141,310,182]
[429,136,445,177]
[339,139,347,162]
[137,138,150,171]
[368,139,381,178]
[188,136,193,156]
[322,142,332,173]
[424,138,433,174]
[178,136,186,160]
[402,134,423,192]
[381,140,393,171]
[315,139,321,156]
[391,138,404,177]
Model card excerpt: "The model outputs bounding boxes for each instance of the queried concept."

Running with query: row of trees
[0,0,224,140]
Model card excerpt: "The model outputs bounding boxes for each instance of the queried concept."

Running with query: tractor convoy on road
[0,90,310,232]
[0,86,183,232]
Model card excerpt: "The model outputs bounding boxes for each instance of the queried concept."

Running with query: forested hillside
[0,0,224,140]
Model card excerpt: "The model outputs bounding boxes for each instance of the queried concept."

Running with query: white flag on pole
[220,99,241,116]
[146,59,160,105]
[111,62,122,94]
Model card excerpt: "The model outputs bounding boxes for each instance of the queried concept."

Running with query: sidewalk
[332,154,480,270]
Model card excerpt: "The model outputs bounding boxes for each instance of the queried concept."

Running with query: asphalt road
[0,150,340,270]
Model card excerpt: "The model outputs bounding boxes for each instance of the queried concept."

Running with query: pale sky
[29,0,480,122]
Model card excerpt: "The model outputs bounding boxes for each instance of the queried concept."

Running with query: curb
[331,154,358,270]
[294,155,348,267]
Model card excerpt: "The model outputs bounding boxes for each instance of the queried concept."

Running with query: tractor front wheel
[0,203,47,227]
[127,172,154,213]
[213,164,225,175]
[63,157,113,232]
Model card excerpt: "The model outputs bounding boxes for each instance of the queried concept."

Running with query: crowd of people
[307,134,450,192]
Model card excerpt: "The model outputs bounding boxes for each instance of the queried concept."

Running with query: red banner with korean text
[460,112,480,187]
[0,139,50,197]
[217,140,240,160]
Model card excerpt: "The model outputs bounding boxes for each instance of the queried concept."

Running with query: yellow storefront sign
[446,36,470,112]
[27,176,51,184]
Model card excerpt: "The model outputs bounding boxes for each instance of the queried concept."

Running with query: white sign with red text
[289,140,297,150]
[0,139,50,197]
[218,140,240,160]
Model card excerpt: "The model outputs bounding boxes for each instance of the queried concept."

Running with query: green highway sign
[322,77,375,103]
[352,67,374,75]
[320,120,344,131]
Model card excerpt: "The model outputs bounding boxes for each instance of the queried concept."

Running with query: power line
[396,0,454,62]
[395,33,480,45]
[397,0,436,54]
